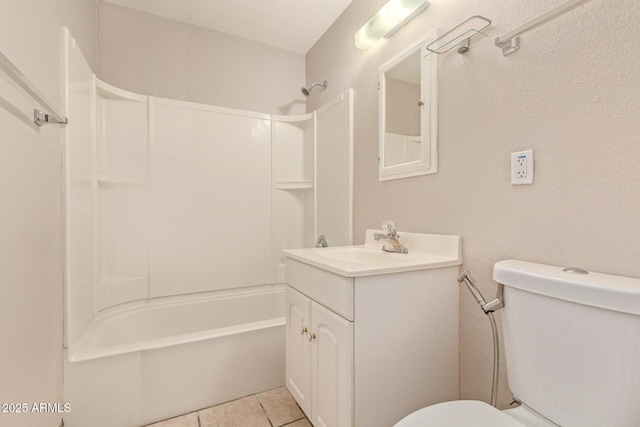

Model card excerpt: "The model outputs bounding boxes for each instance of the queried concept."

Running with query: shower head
[301,80,328,96]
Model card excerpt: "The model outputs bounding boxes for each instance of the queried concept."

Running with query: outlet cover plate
[511,149,534,185]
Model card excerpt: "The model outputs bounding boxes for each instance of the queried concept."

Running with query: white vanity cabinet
[284,231,461,427]
[286,285,354,426]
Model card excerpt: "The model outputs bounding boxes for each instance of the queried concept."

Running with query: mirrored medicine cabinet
[379,29,438,181]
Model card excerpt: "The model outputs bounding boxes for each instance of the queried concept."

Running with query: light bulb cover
[354,0,431,50]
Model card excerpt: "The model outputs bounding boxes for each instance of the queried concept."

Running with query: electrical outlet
[511,150,534,185]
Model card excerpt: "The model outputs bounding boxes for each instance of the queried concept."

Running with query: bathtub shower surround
[62,29,353,427]
[69,285,285,361]
[63,286,286,427]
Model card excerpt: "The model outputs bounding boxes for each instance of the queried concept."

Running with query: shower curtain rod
[0,49,68,126]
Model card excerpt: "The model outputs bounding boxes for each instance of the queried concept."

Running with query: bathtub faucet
[316,235,328,248]
[374,220,408,254]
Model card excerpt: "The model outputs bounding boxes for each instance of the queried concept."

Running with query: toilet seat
[394,400,528,427]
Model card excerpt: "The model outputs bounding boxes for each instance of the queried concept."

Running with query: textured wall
[0,1,97,426]
[97,2,307,115]
[306,0,640,407]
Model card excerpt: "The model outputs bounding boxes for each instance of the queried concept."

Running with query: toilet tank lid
[494,260,640,316]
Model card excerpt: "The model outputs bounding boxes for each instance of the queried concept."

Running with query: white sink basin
[316,246,417,266]
[283,229,461,277]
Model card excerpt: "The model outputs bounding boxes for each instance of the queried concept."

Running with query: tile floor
[144,386,311,427]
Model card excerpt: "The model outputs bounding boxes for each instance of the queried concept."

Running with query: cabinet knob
[306,332,316,342]
[300,326,308,335]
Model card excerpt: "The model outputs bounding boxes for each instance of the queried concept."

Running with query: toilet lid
[395,400,528,427]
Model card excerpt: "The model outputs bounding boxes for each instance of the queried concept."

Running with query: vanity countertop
[283,230,461,277]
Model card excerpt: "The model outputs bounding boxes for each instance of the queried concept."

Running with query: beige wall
[307,0,640,406]
[0,1,97,426]
[97,2,307,115]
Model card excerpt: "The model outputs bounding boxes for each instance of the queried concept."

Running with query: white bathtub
[63,284,286,427]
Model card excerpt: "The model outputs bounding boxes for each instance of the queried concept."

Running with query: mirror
[379,30,438,181]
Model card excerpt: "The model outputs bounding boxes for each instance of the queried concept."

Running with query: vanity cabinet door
[285,286,312,417]
[310,301,354,427]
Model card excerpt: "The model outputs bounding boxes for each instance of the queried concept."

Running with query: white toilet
[396,259,640,427]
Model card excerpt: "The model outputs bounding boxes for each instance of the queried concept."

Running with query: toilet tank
[494,260,640,427]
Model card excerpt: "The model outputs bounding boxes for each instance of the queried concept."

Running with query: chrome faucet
[315,235,328,248]
[373,220,408,253]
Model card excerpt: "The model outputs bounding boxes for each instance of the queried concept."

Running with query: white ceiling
[103,0,354,54]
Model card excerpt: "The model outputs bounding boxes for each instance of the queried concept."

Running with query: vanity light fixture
[354,0,431,50]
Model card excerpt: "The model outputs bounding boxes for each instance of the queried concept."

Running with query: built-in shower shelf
[97,172,147,185]
[98,277,147,288]
[275,180,313,190]
[96,79,147,102]
[274,113,314,125]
